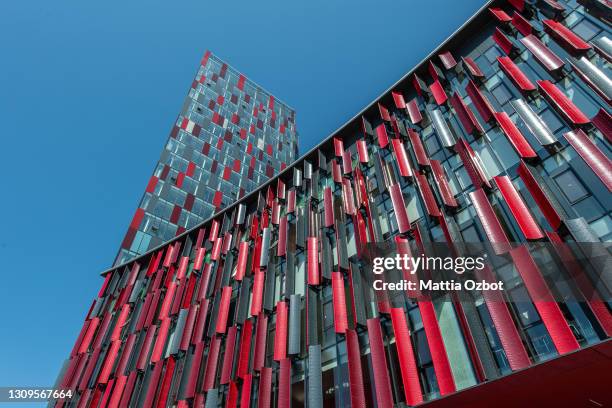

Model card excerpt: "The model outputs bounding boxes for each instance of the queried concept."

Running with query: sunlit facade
[58,0,611,406]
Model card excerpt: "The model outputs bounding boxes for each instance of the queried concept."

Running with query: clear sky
[0,0,484,400]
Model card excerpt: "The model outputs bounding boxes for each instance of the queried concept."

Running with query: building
[115,51,299,266]
[55,0,612,406]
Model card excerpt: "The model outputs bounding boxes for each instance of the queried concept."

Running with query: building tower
[115,51,298,265]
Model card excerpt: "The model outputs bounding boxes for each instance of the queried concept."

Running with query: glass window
[590,216,612,242]
[571,18,600,42]
[554,170,588,203]
[491,83,513,106]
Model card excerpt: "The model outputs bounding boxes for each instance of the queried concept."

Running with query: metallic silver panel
[129,280,144,303]
[304,160,313,179]
[236,203,246,225]
[570,57,612,102]
[288,294,301,355]
[510,99,557,145]
[431,109,456,148]
[293,168,303,187]
[260,227,271,267]
[205,388,218,408]
[168,308,188,355]
[592,36,612,58]
[307,345,323,408]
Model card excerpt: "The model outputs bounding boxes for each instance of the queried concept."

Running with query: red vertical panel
[493,27,515,54]
[210,237,222,261]
[108,374,127,408]
[129,208,145,229]
[543,19,591,53]
[356,140,369,163]
[378,103,391,121]
[342,179,356,215]
[517,162,562,230]
[98,339,121,384]
[112,305,130,341]
[510,246,580,354]
[114,333,136,377]
[216,286,233,334]
[430,160,458,207]
[145,176,159,193]
[185,342,205,398]
[489,7,512,22]
[323,187,334,227]
[220,325,238,384]
[342,149,352,174]
[179,304,199,351]
[274,301,288,361]
[235,241,248,280]
[477,267,531,370]
[176,256,189,280]
[307,237,320,286]
[494,112,537,158]
[78,317,99,354]
[450,92,484,135]
[389,183,411,233]
[406,98,423,124]
[466,80,495,122]
[193,247,206,271]
[192,299,210,344]
[237,319,253,378]
[258,367,272,408]
[209,219,220,242]
[142,358,164,408]
[227,381,239,408]
[392,91,406,108]
[462,57,485,78]
[202,336,222,391]
[251,271,265,316]
[391,138,414,178]
[241,374,253,407]
[118,370,138,408]
[497,56,536,91]
[278,359,291,408]
[159,281,177,319]
[332,159,342,183]
[512,11,533,35]
[469,188,511,254]
[366,318,394,408]
[151,318,171,363]
[287,189,296,213]
[592,109,612,143]
[537,80,590,125]
[331,272,349,333]
[415,173,442,217]
[253,313,268,371]
[494,175,545,239]
[376,124,390,148]
[418,301,456,395]
[430,79,448,105]
[408,129,430,166]
[345,329,366,408]
[156,356,176,408]
[333,137,344,157]
[564,129,612,191]
[278,216,288,257]
[439,51,457,69]
[390,308,423,405]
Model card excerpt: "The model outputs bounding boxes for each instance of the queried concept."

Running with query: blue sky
[0,0,484,398]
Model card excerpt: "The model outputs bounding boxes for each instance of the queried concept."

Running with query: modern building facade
[56,0,612,407]
[115,51,299,266]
